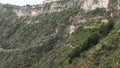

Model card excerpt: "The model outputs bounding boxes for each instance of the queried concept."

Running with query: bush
[68,47,81,64]
[87,8,106,16]
[99,20,114,37]
[81,32,101,52]
[69,32,101,64]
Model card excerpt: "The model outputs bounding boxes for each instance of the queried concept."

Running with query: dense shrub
[69,32,101,64]
[81,32,101,52]
[68,47,81,64]
[99,20,114,37]
[87,8,106,16]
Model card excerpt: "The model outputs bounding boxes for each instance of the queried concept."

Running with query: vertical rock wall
[81,0,109,11]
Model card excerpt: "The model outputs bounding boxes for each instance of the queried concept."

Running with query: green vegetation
[69,32,101,64]
[68,19,116,64]
[99,20,115,37]
[0,0,120,68]
[87,8,106,16]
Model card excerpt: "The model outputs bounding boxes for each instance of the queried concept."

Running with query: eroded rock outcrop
[81,0,109,11]
[13,0,78,17]
[69,25,76,34]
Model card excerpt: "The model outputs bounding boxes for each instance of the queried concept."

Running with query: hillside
[0,0,120,68]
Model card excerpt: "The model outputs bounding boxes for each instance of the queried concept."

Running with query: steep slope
[33,9,120,68]
[0,0,120,68]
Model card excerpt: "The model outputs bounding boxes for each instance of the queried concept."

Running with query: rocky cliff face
[44,0,60,3]
[11,0,79,17]
[81,0,109,11]
[13,0,118,17]
[0,0,115,17]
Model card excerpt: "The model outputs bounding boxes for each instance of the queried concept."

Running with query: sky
[0,0,45,6]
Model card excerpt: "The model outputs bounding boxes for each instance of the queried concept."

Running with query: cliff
[11,0,79,17]
[0,0,120,68]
